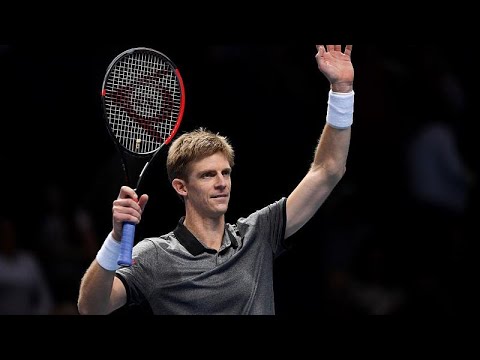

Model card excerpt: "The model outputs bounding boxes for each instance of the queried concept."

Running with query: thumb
[138,194,149,212]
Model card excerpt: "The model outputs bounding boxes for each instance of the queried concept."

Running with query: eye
[201,172,215,178]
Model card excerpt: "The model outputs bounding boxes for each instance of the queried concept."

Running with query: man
[78,45,354,315]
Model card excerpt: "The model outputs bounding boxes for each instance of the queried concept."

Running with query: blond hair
[167,128,235,182]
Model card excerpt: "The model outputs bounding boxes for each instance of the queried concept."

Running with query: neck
[183,211,225,251]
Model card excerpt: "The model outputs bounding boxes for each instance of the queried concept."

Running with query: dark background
[1,43,477,315]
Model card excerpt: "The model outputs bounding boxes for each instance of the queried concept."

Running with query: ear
[172,179,187,197]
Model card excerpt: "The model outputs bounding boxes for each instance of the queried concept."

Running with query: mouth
[211,194,229,199]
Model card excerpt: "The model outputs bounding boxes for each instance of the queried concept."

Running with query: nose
[214,173,227,188]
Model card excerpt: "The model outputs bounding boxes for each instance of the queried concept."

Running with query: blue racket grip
[117,222,136,266]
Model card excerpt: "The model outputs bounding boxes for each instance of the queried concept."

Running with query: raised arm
[285,45,354,239]
[77,186,148,315]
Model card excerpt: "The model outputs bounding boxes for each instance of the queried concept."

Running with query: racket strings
[104,52,182,154]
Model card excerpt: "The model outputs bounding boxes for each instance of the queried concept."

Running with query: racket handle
[117,222,136,267]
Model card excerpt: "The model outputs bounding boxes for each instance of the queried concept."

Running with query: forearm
[285,87,353,238]
[78,233,126,315]
[311,123,351,179]
[77,261,119,315]
[286,125,350,237]
[311,84,353,176]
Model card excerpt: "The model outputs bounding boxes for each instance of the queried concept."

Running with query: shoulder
[246,197,287,219]
[133,233,175,253]
[234,197,287,228]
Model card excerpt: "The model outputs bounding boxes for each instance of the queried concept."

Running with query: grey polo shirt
[116,197,287,315]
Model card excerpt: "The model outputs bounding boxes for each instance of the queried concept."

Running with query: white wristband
[326,90,354,129]
[96,233,121,271]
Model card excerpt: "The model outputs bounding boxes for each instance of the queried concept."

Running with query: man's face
[185,152,232,217]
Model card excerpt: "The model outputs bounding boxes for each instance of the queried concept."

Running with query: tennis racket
[101,47,185,267]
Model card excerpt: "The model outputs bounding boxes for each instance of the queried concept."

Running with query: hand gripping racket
[101,47,185,267]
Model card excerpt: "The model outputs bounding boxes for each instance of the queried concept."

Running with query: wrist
[331,82,353,93]
[326,90,354,129]
[96,233,121,271]
[111,230,121,242]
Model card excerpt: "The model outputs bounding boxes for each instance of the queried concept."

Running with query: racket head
[101,47,185,157]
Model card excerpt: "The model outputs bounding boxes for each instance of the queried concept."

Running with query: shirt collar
[173,217,238,256]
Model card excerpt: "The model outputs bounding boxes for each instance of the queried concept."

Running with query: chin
[218,205,229,214]
[214,205,229,215]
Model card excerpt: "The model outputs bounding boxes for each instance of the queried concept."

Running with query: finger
[334,45,341,52]
[316,44,325,57]
[344,45,352,57]
[119,186,138,201]
[114,206,141,224]
[113,197,142,213]
[116,213,141,225]
[326,45,334,52]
